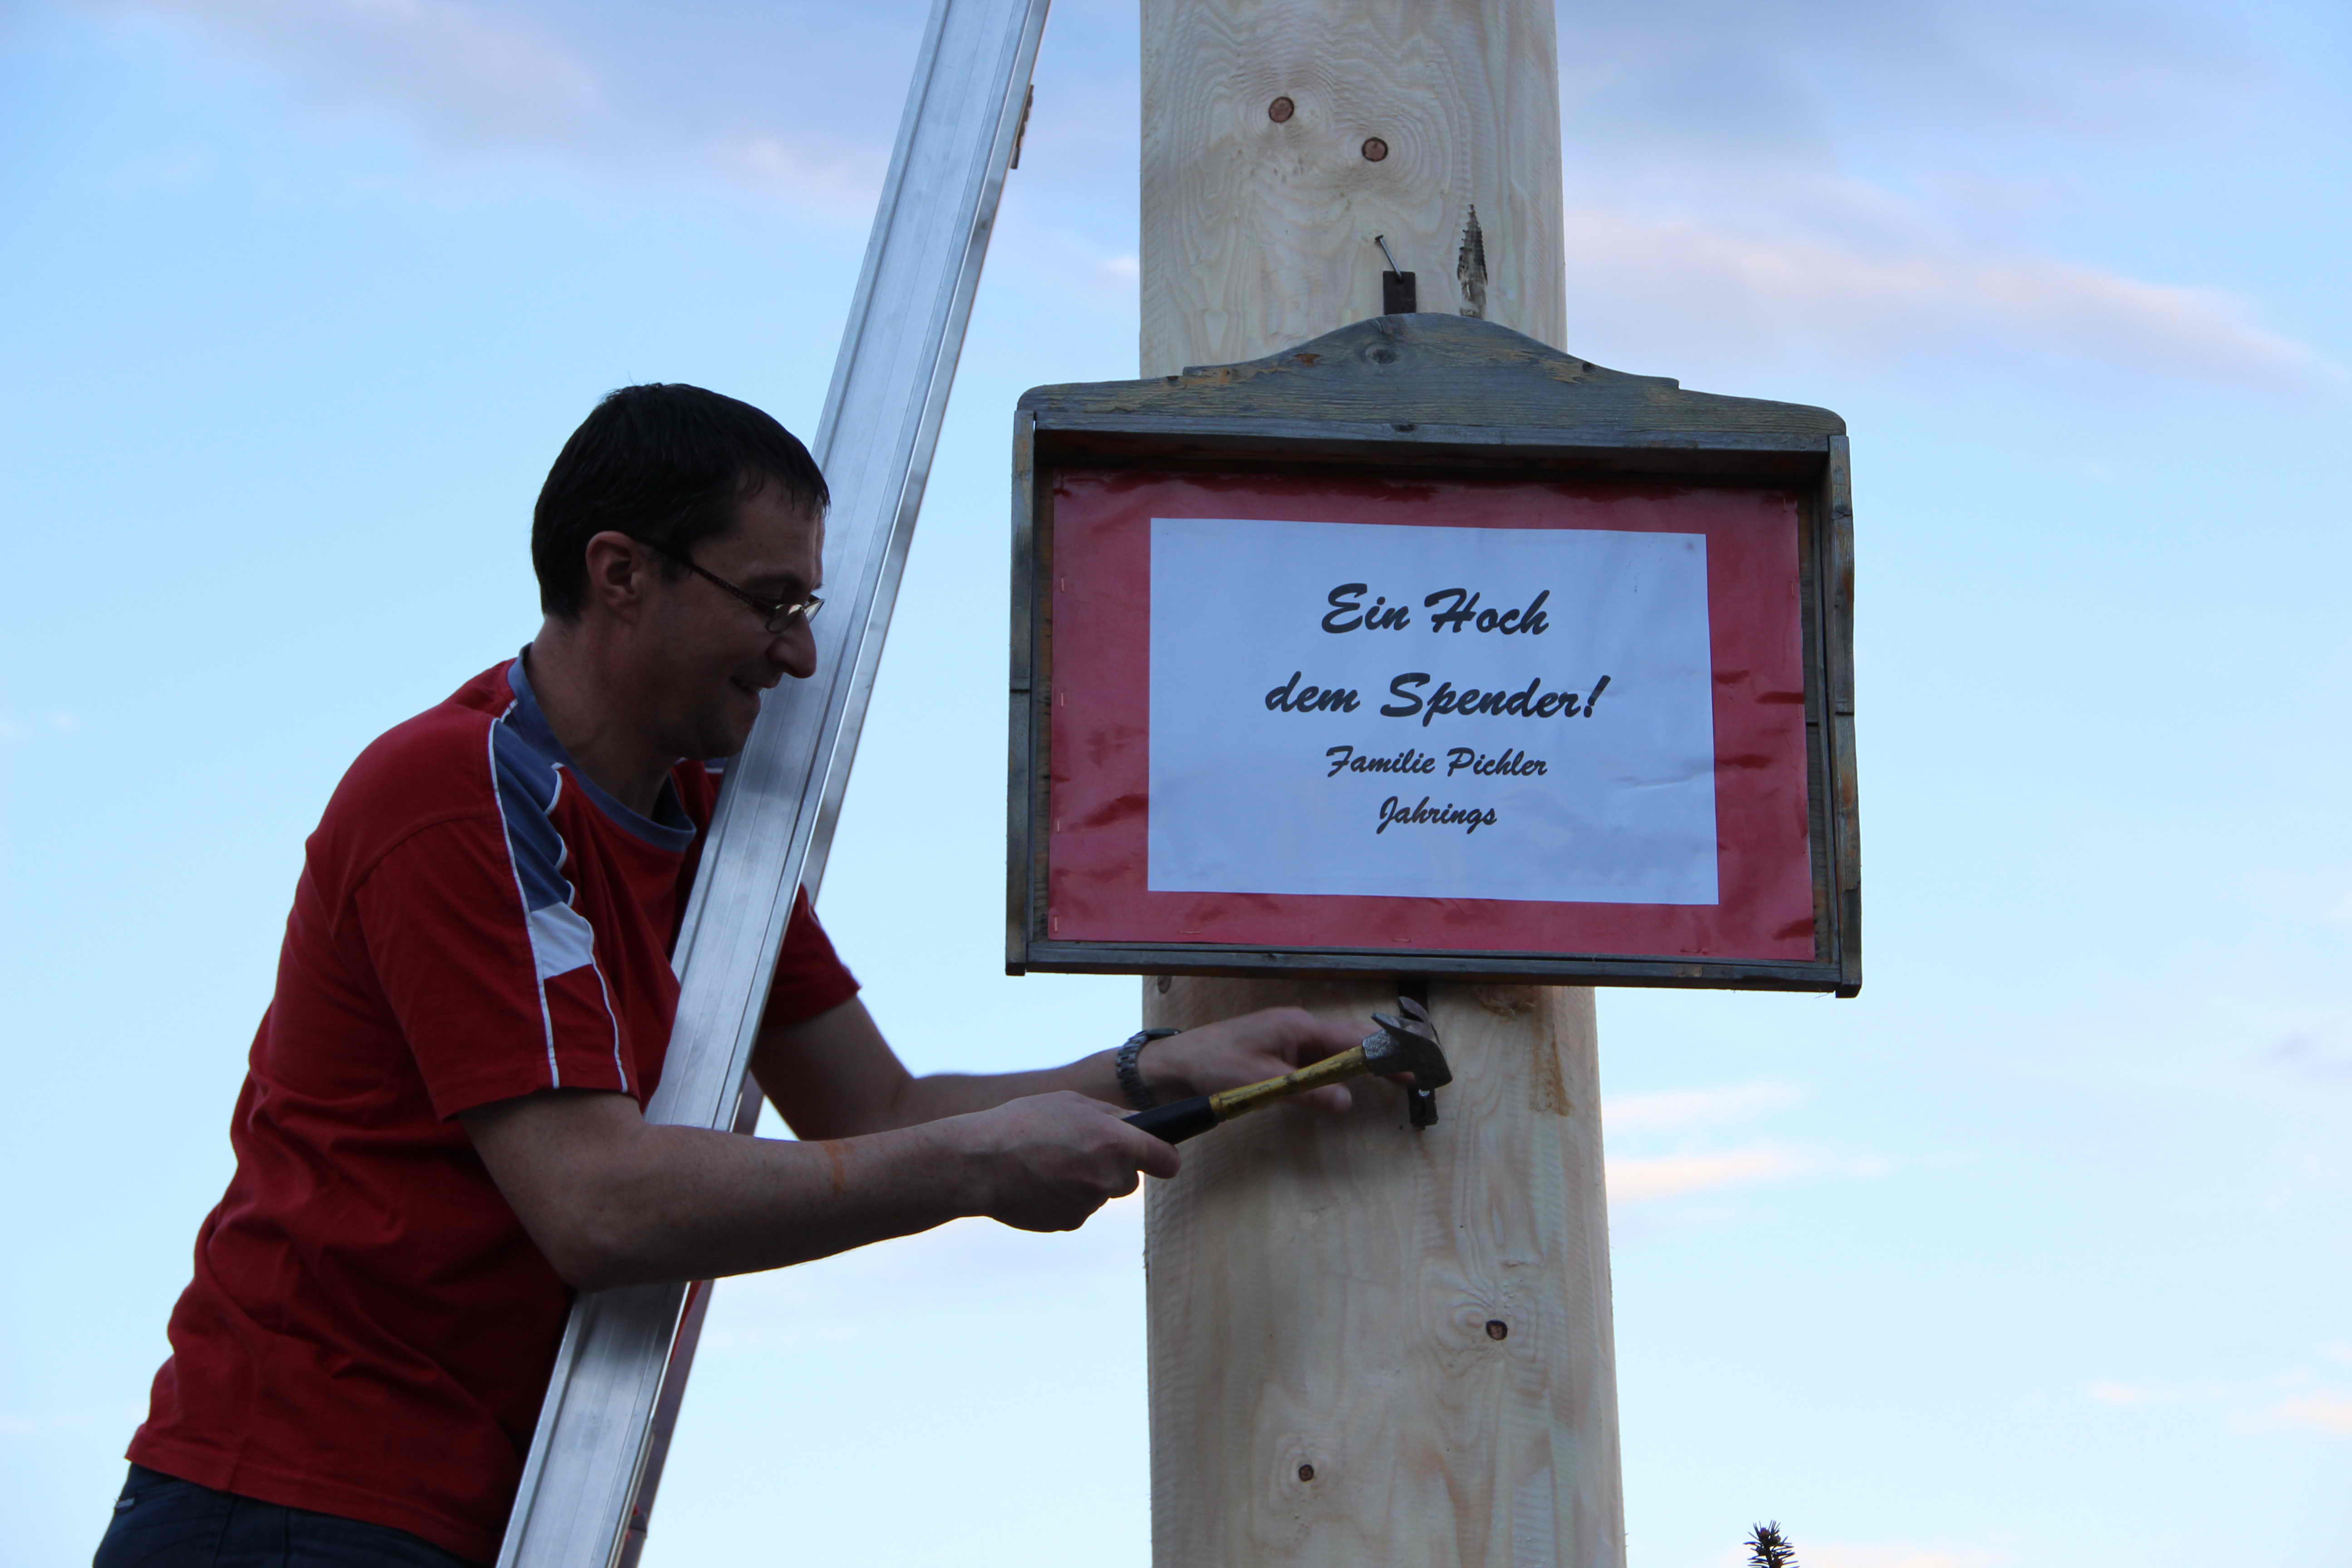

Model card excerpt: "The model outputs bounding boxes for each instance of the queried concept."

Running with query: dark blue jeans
[93,1465,481,1568]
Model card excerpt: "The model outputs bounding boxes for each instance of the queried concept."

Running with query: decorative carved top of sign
[1029,311,1844,451]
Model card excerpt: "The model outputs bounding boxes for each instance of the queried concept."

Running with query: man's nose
[773,620,819,680]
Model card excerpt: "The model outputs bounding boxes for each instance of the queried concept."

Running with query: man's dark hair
[533,383,830,619]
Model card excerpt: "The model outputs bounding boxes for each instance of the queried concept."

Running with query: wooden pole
[1137,4,1626,1566]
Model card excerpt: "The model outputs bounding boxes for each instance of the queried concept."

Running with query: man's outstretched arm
[750,997,1366,1141]
[458,1085,1178,1293]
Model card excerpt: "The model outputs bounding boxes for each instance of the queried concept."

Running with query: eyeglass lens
[767,595,822,633]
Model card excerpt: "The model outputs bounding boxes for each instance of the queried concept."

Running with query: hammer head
[1361,996,1451,1088]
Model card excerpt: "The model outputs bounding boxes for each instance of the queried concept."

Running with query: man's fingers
[1252,1008,1363,1065]
[1096,1101,1184,1179]
[1302,1011,1364,1055]
[1122,1124,1183,1181]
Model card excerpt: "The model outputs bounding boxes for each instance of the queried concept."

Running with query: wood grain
[1143,980,1622,1567]
[1824,434,1862,994]
[1142,0,1566,376]
[1139,3,1626,1563]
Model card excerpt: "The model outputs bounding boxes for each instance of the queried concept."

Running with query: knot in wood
[1267,96,1294,123]
[1472,983,1538,1017]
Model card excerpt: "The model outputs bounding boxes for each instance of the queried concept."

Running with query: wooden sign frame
[1005,314,1859,995]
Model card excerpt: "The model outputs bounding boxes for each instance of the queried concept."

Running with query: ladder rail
[611,1078,762,1568]
[496,2,1051,1562]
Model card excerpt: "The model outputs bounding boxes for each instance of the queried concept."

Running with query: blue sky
[2,2,2347,1565]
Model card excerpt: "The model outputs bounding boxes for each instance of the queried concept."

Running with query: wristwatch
[1116,1028,1181,1112]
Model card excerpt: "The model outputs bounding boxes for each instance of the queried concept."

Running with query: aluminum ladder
[496,2,1051,1561]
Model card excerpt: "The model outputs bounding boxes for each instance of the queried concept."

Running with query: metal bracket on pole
[496,1,1051,1562]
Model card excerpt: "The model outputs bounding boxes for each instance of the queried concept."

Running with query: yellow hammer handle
[1205,1043,1372,1123]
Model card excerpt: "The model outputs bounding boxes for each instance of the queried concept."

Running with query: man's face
[636,481,825,762]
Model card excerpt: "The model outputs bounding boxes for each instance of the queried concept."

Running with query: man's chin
[699,725,755,763]
[674,711,757,766]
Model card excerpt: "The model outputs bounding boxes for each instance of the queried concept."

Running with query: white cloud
[92,1,2325,397]
[2083,1359,2352,1436]
[1565,205,2337,393]
[1611,1145,1801,1201]
[95,0,913,218]
[710,134,890,219]
[98,0,601,144]
[1802,1544,2002,1568]
[1607,1080,1802,1132]
[2267,1394,2352,1436]
[1604,1081,1880,1203]
[1607,1142,1887,1203]
[0,712,83,746]
[2085,1379,2171,1406]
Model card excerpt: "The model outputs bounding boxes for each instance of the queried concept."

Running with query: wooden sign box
[1006,314,1859,995]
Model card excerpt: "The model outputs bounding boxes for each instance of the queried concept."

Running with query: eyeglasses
[647,542,824,634]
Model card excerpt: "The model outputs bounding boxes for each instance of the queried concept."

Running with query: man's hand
[942,1092,1182,1232]
[1139,1007,1366,1116]
[751,996,1371,1151]
[459,1083,1179,1289]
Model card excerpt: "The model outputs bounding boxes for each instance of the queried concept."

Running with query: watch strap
[1116,1028,1181,1112]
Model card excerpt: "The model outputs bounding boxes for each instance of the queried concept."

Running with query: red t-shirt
[128,657,858,1564]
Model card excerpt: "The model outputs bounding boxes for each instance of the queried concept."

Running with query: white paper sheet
[1146,515,1719,905]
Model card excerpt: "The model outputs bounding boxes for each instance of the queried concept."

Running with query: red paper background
[1044,468,1817,962]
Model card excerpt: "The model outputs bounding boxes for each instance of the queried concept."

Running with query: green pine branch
[1746,1521,1799,1568]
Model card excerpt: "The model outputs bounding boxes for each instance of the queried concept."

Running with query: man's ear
[580,531,658,622]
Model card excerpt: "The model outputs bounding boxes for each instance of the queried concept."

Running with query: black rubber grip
[1126,1097,1219,1144]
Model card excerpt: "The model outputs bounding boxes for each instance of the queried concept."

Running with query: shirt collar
[505,652,697,853]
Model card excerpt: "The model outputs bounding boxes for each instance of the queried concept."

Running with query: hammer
[1126,997,1450,1145]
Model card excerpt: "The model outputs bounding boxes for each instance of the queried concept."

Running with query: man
[99,384,1360,1567]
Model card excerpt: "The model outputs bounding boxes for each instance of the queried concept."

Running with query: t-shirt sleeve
[355,816,632,1120]
[765,887,860,1029]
